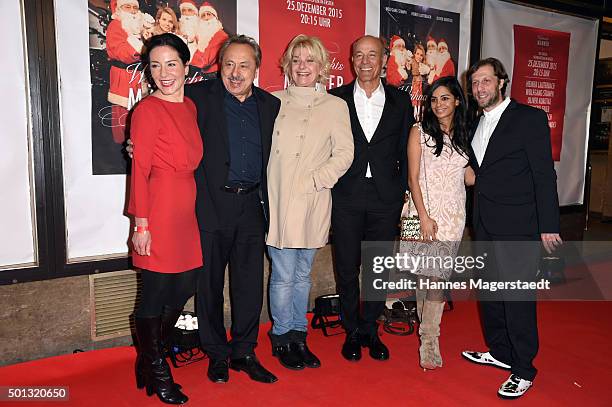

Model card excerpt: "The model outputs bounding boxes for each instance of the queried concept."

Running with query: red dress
[128,96,203,273]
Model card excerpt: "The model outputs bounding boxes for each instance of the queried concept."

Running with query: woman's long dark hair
[421,76,470,159]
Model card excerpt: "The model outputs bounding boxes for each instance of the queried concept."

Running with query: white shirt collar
[353,80,385,99]
[482,97,511,120]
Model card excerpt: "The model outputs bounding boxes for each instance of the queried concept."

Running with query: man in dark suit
[329,35,413,362]
[461,58,562,399]
[185,35,280,384]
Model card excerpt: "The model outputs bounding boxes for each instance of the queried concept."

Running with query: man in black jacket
[185,35,280,384]
[329,35,413,362]
[461,58,562,399]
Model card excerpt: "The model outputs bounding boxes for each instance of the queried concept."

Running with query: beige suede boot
[418,300,445,369]
[415,287,426,322]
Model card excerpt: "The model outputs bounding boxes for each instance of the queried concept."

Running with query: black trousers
[332,179,403,336]
[474,220,540,381]
[135,269,197,317]
[197,191,265,360]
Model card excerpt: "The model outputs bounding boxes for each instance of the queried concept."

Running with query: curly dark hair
[421,76,470,159]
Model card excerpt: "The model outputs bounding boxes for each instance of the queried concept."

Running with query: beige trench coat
[266,85,354,249]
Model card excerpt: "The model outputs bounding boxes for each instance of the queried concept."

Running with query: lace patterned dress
[400,124,468,280]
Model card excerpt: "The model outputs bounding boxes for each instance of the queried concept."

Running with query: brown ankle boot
[418,300,445,370]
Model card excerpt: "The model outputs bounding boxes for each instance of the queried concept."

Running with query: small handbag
[399,199,422,241]
[400,137,430,241]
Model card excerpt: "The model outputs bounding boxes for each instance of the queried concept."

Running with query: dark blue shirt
[223,88,262,187]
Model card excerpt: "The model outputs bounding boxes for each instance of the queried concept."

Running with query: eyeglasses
[471,76,497,88]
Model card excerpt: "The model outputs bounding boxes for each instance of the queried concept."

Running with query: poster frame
[480,0,600,209]
[0,0,130,285]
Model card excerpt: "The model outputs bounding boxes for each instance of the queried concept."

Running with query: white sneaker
[498,374,533,399]
[461,350,511,370]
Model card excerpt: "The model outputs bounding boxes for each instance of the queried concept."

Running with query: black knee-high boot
[135,316,188,405]
[161,307,183,356]
[137,308,183,390]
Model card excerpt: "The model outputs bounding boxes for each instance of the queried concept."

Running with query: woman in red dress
[128,33,202,405]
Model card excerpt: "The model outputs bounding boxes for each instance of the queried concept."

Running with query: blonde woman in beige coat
[267,34,353,371]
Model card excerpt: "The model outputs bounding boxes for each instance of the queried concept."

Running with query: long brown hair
[153,7,179,36]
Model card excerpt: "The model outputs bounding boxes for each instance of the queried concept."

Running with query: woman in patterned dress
[402,76,475,369]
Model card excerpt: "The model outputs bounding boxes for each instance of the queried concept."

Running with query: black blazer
[469,99,560,236]
[329,81,413,204]
[185,79,281,232]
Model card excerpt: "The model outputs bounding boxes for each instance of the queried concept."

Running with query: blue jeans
[268,246,317,336]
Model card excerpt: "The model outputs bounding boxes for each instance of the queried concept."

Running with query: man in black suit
[461,58,562,399]
[185,35,280,384]
[329,35,413,362]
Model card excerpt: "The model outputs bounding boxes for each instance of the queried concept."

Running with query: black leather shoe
[341,330,362,361]
[230,355,278,383]
[207,359,229,383]
[291,342,321,368]
[272,344,305,370]
[361,334,389,361]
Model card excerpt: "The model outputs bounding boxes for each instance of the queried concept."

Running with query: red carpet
[1,301,610,406]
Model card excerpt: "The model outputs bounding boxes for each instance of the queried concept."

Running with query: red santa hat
[199,2,218,18]
[111,0,138,13]
[179,0,199,13]
[389,35,405,49]
[426,36,437,47]
[438,38,448,49]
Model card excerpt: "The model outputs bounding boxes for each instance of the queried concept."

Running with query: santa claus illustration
[178,0,199,58]
[190,2,229,75]
[425,36,439,85]
[385,35,412,87]
[106,0,149,143]
[433,38,456,81]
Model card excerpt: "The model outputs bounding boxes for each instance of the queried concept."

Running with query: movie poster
[379,0,460,121]
[88,0,236,174]
[257,0,365,92]
[511,25,570,162]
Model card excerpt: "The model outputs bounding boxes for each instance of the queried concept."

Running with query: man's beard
[426,50,439,68]
[197,18,222,47]
[118,10,143,36]
[438,50,451,66]
[480,89,502,110]
[179,15,198,40]
[391,47,409,67]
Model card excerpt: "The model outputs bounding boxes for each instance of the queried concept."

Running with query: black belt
[223,183,260,195]
[110,60,142,70]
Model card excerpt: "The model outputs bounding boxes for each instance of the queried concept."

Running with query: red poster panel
[258,0,365,92]
[511,25,570,161]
